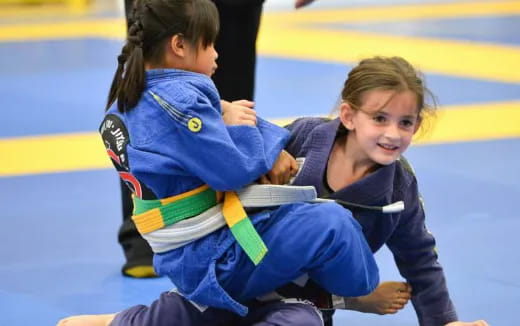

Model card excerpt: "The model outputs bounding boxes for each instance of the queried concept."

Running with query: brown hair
[335,56,437,136]
[106,0,219,112]
[341,56,436,122]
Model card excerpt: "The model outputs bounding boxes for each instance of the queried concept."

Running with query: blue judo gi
[102,69,378,321]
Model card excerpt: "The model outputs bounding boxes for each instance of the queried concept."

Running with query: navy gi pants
[111,291,323,326]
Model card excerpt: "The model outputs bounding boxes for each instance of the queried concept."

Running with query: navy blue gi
[111,291,323,326]
[284,117,458,326]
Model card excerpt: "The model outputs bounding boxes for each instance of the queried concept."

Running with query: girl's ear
[339,102,356,131]
[169,34,186,57]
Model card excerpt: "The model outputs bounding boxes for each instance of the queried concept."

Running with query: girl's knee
[303,203,361,240]
[275,203,365,266]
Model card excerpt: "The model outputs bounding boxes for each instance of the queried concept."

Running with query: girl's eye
[400,119,414,128]
[373,115,386,123]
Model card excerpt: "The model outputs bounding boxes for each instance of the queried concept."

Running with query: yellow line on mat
[1,101,519,177]
[263,1,520,24]
[1,132,111,176]
[1,2,520,83]
[257,26,520,84]
[0,18,125,42]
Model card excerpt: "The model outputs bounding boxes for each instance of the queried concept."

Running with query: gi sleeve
[284,117,324,157]
[386,178,458,326]
[151,87,289,191]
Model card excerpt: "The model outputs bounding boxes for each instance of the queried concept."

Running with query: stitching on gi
[149,90,192,126]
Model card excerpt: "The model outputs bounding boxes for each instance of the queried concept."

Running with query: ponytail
[106,13,146,112]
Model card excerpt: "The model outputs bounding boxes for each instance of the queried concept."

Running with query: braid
[105,45,129,111]
[105,0,220,112]
[119,17,145,111]
[127,19,144,49]
[106,12,146,112]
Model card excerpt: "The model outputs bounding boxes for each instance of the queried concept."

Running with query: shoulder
[143,70,217,111]
[284,117,330,154]
[394,156,417,186]
[125,79,216,143]
[144,77,219,127]
[159,75,218,107]
[285,117,330,135]
[392,156,421,200]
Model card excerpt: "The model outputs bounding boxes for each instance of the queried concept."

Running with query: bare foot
[346,281,412,315]
[57,314,116,326]
[445,321,489,326]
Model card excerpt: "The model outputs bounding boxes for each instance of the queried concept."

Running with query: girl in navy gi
[57,0,378,325]
[279,56,488,326]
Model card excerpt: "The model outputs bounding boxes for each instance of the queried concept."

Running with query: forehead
[360,89,419,116]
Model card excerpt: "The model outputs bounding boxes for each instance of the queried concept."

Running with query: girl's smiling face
[340,89,421,167]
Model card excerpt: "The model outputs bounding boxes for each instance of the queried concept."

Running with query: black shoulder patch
[99,114,156,200]
[99,114,130,170]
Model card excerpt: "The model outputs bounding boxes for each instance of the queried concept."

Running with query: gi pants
[111,291,323,326]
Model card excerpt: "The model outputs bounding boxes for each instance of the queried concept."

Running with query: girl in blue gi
[57,0,378,325]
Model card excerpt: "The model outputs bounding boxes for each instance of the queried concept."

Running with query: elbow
[208,165,266,191]
[203,151,272,190]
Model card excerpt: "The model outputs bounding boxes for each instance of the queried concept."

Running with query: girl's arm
[283,117,326,157]
[220,99,298,185]
[147,88,289,191]
[386,178,457,326]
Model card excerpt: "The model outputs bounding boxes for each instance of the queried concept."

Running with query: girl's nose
[384,123,400,139]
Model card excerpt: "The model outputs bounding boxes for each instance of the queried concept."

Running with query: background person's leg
[118,179,155,277]
[212,0,264,101]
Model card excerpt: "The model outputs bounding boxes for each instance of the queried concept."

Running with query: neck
[326,134,377,191]
[145,62,171,70]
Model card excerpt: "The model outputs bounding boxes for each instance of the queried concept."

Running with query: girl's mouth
[378,143,399,151]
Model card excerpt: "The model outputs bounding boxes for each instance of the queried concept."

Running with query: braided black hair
[106,0,219,112]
